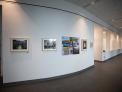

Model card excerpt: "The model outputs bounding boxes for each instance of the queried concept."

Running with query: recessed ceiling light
[111,19,115,22]
[103,31,106,34]
[91,1,95,5]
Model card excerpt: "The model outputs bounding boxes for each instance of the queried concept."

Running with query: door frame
[0,4,3,84]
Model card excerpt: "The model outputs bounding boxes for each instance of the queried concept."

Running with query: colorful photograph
[43,39,56,50]
[62,36,79,55]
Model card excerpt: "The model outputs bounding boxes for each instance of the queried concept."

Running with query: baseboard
[94,60,102,62]
[95,53,122,62]
[2,65,95,87]
[104,53,122,62]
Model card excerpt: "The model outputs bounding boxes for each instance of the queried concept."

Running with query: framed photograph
[81,39,87,50]
[10,38,29,52]
[62,36,79,55]
[42,39,56,50]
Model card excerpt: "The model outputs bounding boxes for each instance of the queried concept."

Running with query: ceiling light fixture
[111,19,115,22]
[83,0,99,8]
[120,27,122,29]
[91,1,96,5]
[112,18,122,22]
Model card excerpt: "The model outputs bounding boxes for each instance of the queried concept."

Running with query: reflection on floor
[0,54,122,92]
[0,76,2,86]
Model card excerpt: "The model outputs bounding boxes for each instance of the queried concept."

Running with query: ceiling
[65,0,122,32]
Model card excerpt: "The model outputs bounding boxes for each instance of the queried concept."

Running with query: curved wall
[2,1,94,83]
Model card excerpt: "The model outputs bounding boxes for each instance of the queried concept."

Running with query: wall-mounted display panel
[90,42,93,48]
[42,39,56,51]
[81,39,87,50]
[62,36,79,55]
[10,38,29,52]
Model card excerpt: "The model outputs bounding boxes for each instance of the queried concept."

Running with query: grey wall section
[0,5,2,77]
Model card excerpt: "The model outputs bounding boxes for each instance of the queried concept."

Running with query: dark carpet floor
[0,54,122,92]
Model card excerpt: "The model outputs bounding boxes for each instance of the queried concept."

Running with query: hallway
[0,54,122,92]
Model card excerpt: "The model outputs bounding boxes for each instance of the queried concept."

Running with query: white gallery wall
[2,0,122,83]
[94,24,122,61]
[94,24,103,61]
[2,1,95,83]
